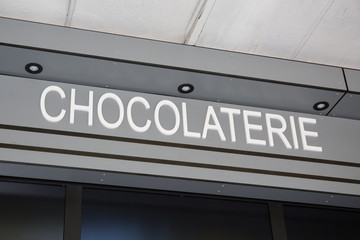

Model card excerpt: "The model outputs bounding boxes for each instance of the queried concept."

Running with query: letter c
[40,86,66,122]
[127,96,151,132]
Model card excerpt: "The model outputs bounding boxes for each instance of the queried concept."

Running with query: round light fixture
[178,83,194,94]
[25,63,43,74]
[313,101,329,111]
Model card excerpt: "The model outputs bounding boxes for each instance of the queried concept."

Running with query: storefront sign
[40,85,322,152]
[1,75,360,164]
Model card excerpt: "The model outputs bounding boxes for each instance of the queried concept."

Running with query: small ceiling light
[178,83,194,94]
[25,63,43,74]
[313,101,329,111]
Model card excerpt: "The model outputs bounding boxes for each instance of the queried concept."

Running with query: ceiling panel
[295,1,360,70]
[195,0,331,59]
[0,0,359,71]
[0,0,69,25]
[344,69,360,92]
[70,0,201,43]
[329,69,360,120]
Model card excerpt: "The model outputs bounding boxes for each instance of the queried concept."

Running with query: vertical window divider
[268,202,288,240]
[64,185,83,240]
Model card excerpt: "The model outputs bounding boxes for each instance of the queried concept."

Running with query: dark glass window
[0,181,65,240]
[284,205,360,240]
[81,188,272,240]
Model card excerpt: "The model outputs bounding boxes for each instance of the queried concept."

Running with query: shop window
[81,188,272,240]
[284,205,360,239]
[0,181,65,240]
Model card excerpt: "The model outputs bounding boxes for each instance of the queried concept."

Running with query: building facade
[0,17,360,239]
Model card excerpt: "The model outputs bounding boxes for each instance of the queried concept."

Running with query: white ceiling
[1,0,360,70]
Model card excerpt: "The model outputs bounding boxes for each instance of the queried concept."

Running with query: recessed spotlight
[313,101,329,111]
[25,63,43,74]
[178,83,194,94]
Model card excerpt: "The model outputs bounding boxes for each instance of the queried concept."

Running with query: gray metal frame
[0,17,345,89]
[1,17,359,119]
[64,185,82,240]
[269,202,288,240]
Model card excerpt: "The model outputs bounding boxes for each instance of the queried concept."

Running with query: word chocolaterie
[40,86,322,152]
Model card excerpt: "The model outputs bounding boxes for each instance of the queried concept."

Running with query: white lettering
[202,106,226,141]
[298,117,322,152]
[97,93,124,129]
[40,86,322,153]
[220,107,241,142]
[154,100,180,136]
[182,102,201,138]
[127,97,151,132]
[40,86,66,123]
[70,89,93,126]
[265,113,292,149]
[243,110,266,146]
[289,116,299,149]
